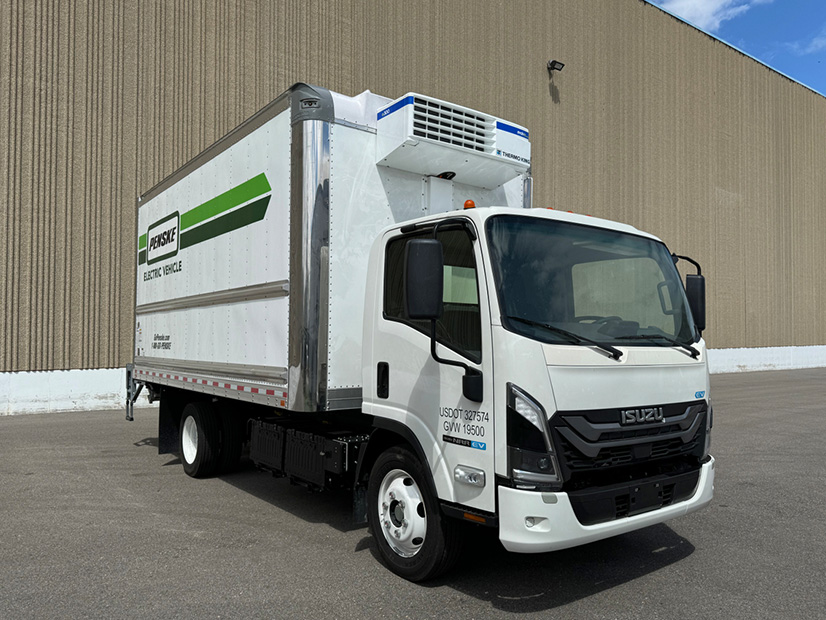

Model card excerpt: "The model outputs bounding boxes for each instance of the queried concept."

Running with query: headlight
[507,384,561,491]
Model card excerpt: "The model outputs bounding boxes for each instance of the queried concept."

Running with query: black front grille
[558,429,703,472]
[550,400,707,486]
[599,421,685,442]
[561,442,634,470]
[651,437,688,459]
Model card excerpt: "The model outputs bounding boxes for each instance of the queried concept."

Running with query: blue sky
[650,0,826,96]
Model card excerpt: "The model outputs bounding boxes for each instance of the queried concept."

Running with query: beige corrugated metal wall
[2,0,825,372]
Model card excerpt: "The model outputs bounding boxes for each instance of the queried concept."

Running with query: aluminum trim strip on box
[134,356,288,383]
[135,280,289,315]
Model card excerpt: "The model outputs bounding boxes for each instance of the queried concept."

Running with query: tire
[367,446,463,581]
[179,402,221,478]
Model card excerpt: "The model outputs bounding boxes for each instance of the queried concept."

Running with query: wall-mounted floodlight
[547,60,565,75]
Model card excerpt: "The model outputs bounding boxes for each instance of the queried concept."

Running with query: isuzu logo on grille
[621,407,665,425]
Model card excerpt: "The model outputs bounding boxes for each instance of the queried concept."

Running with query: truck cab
[362,205,714,573]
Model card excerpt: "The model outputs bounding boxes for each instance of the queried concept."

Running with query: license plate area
[628,480,666,516]
[566,468,701,525]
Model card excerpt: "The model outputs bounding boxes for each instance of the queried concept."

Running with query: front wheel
[367,446,462,581]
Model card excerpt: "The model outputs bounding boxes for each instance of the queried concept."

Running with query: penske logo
[149,227,175,251]
[146,212,179,265]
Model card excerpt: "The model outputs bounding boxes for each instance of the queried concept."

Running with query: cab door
[369,222,495,513]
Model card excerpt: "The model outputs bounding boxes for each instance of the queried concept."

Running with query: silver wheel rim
[377,468,427,558]
[182,415,198,464]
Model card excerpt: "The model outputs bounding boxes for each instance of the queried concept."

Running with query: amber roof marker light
[464,200,476,210]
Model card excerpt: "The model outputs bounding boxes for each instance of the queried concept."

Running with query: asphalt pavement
[1,368,825,618]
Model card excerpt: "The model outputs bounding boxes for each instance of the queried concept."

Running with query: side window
[384,228,482,363]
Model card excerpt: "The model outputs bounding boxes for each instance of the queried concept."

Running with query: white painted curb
[707,345,826,374]
[0,368,157,416]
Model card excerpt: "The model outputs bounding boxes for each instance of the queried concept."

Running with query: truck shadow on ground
[136,436,180,465]
[133,436,158,448]
[138,440,358,525]
[414,523,695,612]
[358,523,693,612]
[224,459,695,612]
[141,442,695,611]
[218,457,360,532]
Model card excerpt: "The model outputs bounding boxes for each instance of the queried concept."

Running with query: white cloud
[656,0,773,33]
[787,24,826,55]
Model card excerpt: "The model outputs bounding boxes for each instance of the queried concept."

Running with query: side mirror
[404,239,443,320]
[685,274,706,333]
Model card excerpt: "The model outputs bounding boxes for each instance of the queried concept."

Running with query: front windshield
[486,215,697,347]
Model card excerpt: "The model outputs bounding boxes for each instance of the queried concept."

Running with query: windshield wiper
[506,316,623,360]
[615,334,699,359]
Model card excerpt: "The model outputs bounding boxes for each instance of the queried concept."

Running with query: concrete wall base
[0,368,157,416]
[3,346,826,414]
[707,345,826,374]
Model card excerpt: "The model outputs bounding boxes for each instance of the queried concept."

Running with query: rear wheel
[367,446,462,581]
[180,402,221,478]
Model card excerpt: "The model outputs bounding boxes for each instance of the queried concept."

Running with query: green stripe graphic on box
[138,173,271,265]
[180,173,271,230]
[180,195,270,249]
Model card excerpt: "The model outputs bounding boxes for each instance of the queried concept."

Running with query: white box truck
[126,83,714,581]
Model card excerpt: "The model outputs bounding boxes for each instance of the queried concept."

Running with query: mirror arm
[428,320,483,402]
[429,320,469,371]
[672,253,702,276]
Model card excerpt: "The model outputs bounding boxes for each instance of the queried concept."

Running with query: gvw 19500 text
[439,406,489,437]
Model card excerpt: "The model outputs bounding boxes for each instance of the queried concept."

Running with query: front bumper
[498,457,715,553]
